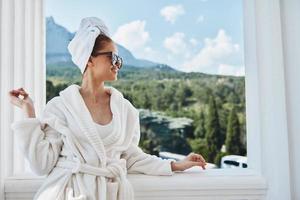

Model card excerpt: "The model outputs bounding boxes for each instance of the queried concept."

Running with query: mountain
[46,16,74,65]
[116,44,160,67]
[46,16,176,71]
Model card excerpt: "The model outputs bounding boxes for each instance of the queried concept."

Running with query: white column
[0,0,45,185]
[0,3,15,200]
[244,0,262,173]
[280,0,300,199]
[244,0,292,199]
[0,0,4,198]
[13,0,27,176]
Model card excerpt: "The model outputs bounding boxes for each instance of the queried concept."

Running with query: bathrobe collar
[59,84,124,167]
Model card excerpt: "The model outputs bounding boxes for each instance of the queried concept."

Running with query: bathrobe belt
[55,158,134,199]
[56,157,129,179]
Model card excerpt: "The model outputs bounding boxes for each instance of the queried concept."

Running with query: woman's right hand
[8,88,36,118]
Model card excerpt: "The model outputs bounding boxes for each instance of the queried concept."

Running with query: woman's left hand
[171,152,207,171]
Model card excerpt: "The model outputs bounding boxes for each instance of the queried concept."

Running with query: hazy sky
[45,0,244,76]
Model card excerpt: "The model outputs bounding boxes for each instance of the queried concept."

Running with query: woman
[9,17,206,200]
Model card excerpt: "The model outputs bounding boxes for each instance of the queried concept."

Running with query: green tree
[141,92,152,109]
[194,110,206,138]
[175,83,193,108]
[205,96,222,163]
[188,138,209,160]
[214,152,228,168]
[225,106,244,155]
[46,80,55,102]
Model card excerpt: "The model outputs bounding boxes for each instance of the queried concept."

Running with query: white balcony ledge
[4,168,267,200]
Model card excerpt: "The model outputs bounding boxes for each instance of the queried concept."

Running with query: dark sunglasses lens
[112,55,122,69]
[117,57,122,69]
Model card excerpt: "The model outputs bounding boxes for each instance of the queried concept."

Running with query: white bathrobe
[10,84,175,200]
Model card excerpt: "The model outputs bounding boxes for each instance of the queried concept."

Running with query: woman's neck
[80,74,109,104]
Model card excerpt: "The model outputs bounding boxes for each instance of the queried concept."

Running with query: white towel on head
[68,17,111,74]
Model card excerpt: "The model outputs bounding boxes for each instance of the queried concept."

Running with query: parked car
[221,155,247,168]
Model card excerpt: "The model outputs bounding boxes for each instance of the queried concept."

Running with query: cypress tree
[225,106,243,155]
[205,96,222,163]
[195,110,206,138]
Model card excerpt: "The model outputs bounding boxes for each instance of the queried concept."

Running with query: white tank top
[93,117,114,139]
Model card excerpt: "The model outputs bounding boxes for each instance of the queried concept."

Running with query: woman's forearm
[22,103,36,118]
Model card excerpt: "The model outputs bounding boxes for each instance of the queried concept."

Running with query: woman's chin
[106,75,118,81]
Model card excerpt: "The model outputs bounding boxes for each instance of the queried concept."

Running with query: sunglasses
[93,51,123,69]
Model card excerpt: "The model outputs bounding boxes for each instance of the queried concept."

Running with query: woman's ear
[87,56,94,67]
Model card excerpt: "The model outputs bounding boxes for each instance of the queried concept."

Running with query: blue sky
[45,0,244,76]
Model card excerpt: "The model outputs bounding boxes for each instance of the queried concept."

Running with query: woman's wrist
[22,103,36,118]
[171,161,181,172]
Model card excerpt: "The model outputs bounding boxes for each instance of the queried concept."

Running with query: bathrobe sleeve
[121,101,176,176]
[10,97,64,176]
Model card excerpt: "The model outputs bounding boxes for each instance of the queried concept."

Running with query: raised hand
[8,88,36,118]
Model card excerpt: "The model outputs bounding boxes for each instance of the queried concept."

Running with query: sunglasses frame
[92,51,123,69]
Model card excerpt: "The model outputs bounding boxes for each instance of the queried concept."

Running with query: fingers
[198,155,206,164]
[188,152,206,164]
[9,88,28,98]
[187,152,207,170]
[8,94,23,107]
[201,162,206,170]
[198,161,206,170]
[18,88,28,96]
[189,161,206,170]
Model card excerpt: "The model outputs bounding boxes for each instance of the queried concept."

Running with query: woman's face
[87,42,120,81]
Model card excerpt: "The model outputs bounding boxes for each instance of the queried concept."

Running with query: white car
[221,155,247,168]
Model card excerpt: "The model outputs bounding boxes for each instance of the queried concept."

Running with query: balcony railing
[5,168,267,200]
